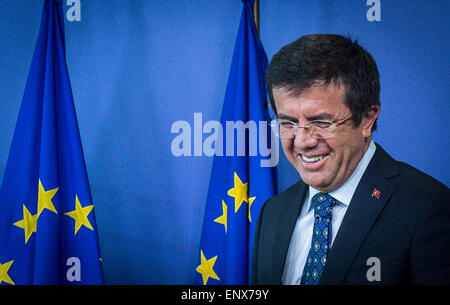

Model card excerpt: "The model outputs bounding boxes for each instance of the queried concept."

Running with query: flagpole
[253,0,260,37]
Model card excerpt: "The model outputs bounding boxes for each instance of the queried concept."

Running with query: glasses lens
[270,120,294,138]
[269,120,280,137]
[278,121,296,139]
[271,116,350,140]
[309,123,333,139]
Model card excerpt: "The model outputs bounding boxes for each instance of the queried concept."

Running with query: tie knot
[311,193,336,218]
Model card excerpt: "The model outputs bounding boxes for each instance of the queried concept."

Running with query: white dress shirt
[281,141,376,285]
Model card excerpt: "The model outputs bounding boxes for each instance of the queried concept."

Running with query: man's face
[273,84,379,193]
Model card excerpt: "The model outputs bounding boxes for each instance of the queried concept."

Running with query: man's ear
[362,105,380,138]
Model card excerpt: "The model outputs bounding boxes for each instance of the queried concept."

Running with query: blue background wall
[0,0,448,284]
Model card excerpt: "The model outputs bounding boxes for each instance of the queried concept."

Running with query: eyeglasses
[269,114,353,139]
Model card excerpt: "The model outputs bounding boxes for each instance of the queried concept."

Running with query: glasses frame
[270,114,353,139]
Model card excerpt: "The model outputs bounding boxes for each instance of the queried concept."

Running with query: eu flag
[0,0,103,284]
[195,0,277,285]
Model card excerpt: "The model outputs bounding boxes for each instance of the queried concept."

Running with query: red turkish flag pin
[372,188,381,199]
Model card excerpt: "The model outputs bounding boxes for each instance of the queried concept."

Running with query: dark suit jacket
[251,144,450,285]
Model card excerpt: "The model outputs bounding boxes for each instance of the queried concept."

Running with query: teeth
[301,155,324,163]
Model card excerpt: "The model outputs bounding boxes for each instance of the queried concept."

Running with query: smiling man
[251,34,450,285]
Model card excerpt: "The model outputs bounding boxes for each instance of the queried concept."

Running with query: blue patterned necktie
[300,193,337,285]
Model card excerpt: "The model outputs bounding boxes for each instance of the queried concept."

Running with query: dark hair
[266,34,380,131]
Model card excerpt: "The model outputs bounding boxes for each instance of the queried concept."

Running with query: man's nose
[293,127,318,150]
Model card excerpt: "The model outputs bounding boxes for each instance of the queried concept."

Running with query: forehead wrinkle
[275,78,344,95]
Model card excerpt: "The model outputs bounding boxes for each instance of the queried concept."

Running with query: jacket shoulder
[373,143,448,199]
[396,161,448,193]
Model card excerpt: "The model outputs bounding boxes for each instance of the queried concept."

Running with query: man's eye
[311,121,332,128]
[279,121,295,128]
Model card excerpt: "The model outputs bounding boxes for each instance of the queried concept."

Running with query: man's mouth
[301,154,325,163]
[298,153,329,169]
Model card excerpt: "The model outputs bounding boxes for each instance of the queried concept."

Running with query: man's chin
[298,173,334,192]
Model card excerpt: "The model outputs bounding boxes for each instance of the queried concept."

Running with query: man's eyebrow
[305,113,335,121]
[277,112,336,122]
[277,113,298,122]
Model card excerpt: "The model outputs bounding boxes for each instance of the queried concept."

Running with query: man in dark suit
[251,34,450,285]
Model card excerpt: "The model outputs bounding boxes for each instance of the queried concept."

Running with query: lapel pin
[372,188,381,199]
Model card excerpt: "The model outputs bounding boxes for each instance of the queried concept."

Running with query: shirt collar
[307,141,376,211]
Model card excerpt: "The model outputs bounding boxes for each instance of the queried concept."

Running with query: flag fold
[195,0,277,285]
[0,0,103,285]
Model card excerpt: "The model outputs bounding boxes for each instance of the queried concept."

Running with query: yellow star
[248,196,256,222]
[14,204,38,244]
[37,179,58,217]
[227,172,248,213]
[196,250,220,285]
[0,260,15,285]
[64,195,94,235]
[214,200,228,234]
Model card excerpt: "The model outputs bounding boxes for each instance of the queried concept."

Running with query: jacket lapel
[319,144,399,284]
[272,181,308,283]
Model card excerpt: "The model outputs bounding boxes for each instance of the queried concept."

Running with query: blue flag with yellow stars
[195,0,277,285]
[0,0,103,285]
